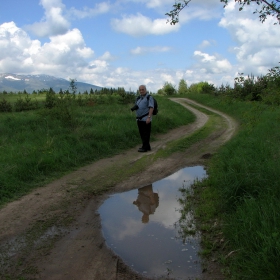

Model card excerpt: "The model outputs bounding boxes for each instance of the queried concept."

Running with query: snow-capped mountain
[0,73,102,93]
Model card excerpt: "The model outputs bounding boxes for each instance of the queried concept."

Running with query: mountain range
[0,73,102,93]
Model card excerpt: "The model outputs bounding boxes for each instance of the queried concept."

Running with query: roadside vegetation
[0,87,195,206]
[1,62,280,280]
[171,65,280,280]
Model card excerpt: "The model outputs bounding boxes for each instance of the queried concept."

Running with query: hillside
[0,73,102,93]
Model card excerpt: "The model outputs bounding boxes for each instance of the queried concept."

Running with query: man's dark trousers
[137,120,151,150]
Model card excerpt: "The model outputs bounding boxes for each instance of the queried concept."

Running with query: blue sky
[0,0,279,92]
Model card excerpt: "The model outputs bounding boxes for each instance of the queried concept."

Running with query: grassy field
[1,89,279,279]
[0,94,195,206]
[181,93,280,280]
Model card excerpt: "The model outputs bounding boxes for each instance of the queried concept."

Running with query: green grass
[180,93,280,280]
[0,93,46,103]
[0,95,195,206]
[3,91,279,279]
[155,114,216,158]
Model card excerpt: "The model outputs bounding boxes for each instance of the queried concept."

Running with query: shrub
[45,88,56,109]
[14,95,39,112]
[0,98,13,112]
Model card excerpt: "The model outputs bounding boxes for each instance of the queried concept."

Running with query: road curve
[0,98,238,280]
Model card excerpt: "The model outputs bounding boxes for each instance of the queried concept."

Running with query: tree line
[0,83,139,113]
[157,64,280,105]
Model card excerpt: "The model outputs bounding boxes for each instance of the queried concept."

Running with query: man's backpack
[147,95,158,115]
[136,94,158,115]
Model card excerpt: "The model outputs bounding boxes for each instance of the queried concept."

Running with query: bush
[201,82,216,94]
[0,98,13,112]
[162,82,177,95]
[188,82,210,94]
[45,88,56,109]
[14,95,39,112]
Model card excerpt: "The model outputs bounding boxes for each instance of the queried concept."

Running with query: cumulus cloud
[130,46,171,55]
[2,0,279,94]
[118,0,177,9]
[68,2,111,19]
[198,40,216,50]
[78,66,184,92]
[193,51,232,74]
[124,0,219,9]
[173,49,236,88]
[112,0,222,36]
[0,22,95,76]
[219,0,280,75]
[0,22,42,72]
[162,0,223,24]
[25,0,70,37]
[111,13,180,36]
[0,21,235,92]
[36,29,94,66]
[160,73,176,85]
[0,21,173,92]
[87,59,109,73]
[98,51,116,61]
[178,6,221,23]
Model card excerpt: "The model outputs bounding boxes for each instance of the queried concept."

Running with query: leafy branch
[165,0,192,25]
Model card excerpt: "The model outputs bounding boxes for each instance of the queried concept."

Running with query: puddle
[98,166,207,279]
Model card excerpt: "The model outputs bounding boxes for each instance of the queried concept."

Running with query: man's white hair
[139,85,147,90]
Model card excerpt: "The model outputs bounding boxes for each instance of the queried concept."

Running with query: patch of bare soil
[0,98,237,280]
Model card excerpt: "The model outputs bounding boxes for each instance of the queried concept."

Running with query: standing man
[132,85,154,152]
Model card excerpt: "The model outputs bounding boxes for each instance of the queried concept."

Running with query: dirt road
[0,98,237,280]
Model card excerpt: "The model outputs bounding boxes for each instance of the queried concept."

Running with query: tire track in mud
[0,98,238,280]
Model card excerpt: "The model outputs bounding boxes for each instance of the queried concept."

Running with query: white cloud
[111,13,180,36]
[198,40,216,50]
[170,0,223,24]
[198,40,210,49]
[193,51,232,74]
[68,2,111,19]
[219,0,280,75]
[2,0,279,95]
[98,51,116,61]
[144,0,177,9]
[120,0,176,9]
[130,46,171,55]
[78,66,183,92]
[160,73,176,85]
[0,22,170,92]
[123,0,220,9]
[0,22,235,92]
[25,0,70,37]
[33,28,94,70]
[0,22,95,76]
[0,22,42,72]
[0,20,236,92]
[175,70,185,80]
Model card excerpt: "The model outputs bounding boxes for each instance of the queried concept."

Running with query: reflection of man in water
[133,184,159,223]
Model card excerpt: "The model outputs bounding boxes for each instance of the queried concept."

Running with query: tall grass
[0,95,194,206]
[184,93,280,279]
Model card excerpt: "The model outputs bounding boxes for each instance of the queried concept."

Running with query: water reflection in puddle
[98,166,207,279]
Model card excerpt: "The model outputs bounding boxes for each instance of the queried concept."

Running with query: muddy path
[0,98,238,280]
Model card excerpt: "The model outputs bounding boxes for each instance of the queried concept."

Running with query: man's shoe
[138,148,147,152]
